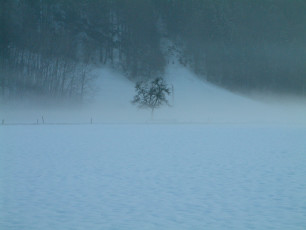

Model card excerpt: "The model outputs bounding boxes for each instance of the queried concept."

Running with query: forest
[1,0,305,100]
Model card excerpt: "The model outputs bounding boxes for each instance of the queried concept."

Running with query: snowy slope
[0,64,305,124]
[158,64,305,123]
[87,64,306,124]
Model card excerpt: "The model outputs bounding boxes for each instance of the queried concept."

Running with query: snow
[1,64,305,124]
[161,64,306,124]
[1,65,306,229]
[1,124,306,229]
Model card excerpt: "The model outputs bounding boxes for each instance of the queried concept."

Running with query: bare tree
[132,78,171,119]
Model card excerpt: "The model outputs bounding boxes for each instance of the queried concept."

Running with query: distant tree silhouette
[132,78,171,119]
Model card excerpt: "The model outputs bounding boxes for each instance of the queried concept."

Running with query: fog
[1,64,305,126]
[2,2,306,229]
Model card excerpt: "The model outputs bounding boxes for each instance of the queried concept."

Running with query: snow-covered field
[1,124,306,229]
[1,65,306,229]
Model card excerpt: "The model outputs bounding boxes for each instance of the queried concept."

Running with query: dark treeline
[1,0,305,100]
[157,0,306,95]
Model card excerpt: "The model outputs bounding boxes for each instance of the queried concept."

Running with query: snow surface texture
[1,64,305,124]
[1,124,306,229]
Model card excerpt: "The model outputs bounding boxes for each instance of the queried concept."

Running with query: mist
[1,63,305,125]
[2,2,306,229]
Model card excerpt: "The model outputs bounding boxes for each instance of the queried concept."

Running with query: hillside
[1,65,305,124]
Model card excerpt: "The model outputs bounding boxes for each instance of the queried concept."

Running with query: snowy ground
[1,124,306,229]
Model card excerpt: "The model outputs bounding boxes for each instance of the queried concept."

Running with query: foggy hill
[1,64,305,124]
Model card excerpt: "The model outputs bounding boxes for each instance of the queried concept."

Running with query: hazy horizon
[1,63,305,125]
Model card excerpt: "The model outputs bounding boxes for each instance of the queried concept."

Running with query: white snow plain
[1,124,306,229]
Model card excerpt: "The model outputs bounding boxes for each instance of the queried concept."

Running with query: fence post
[2,119,4,125]
[42,116,45,124]
[172,84,174,106]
